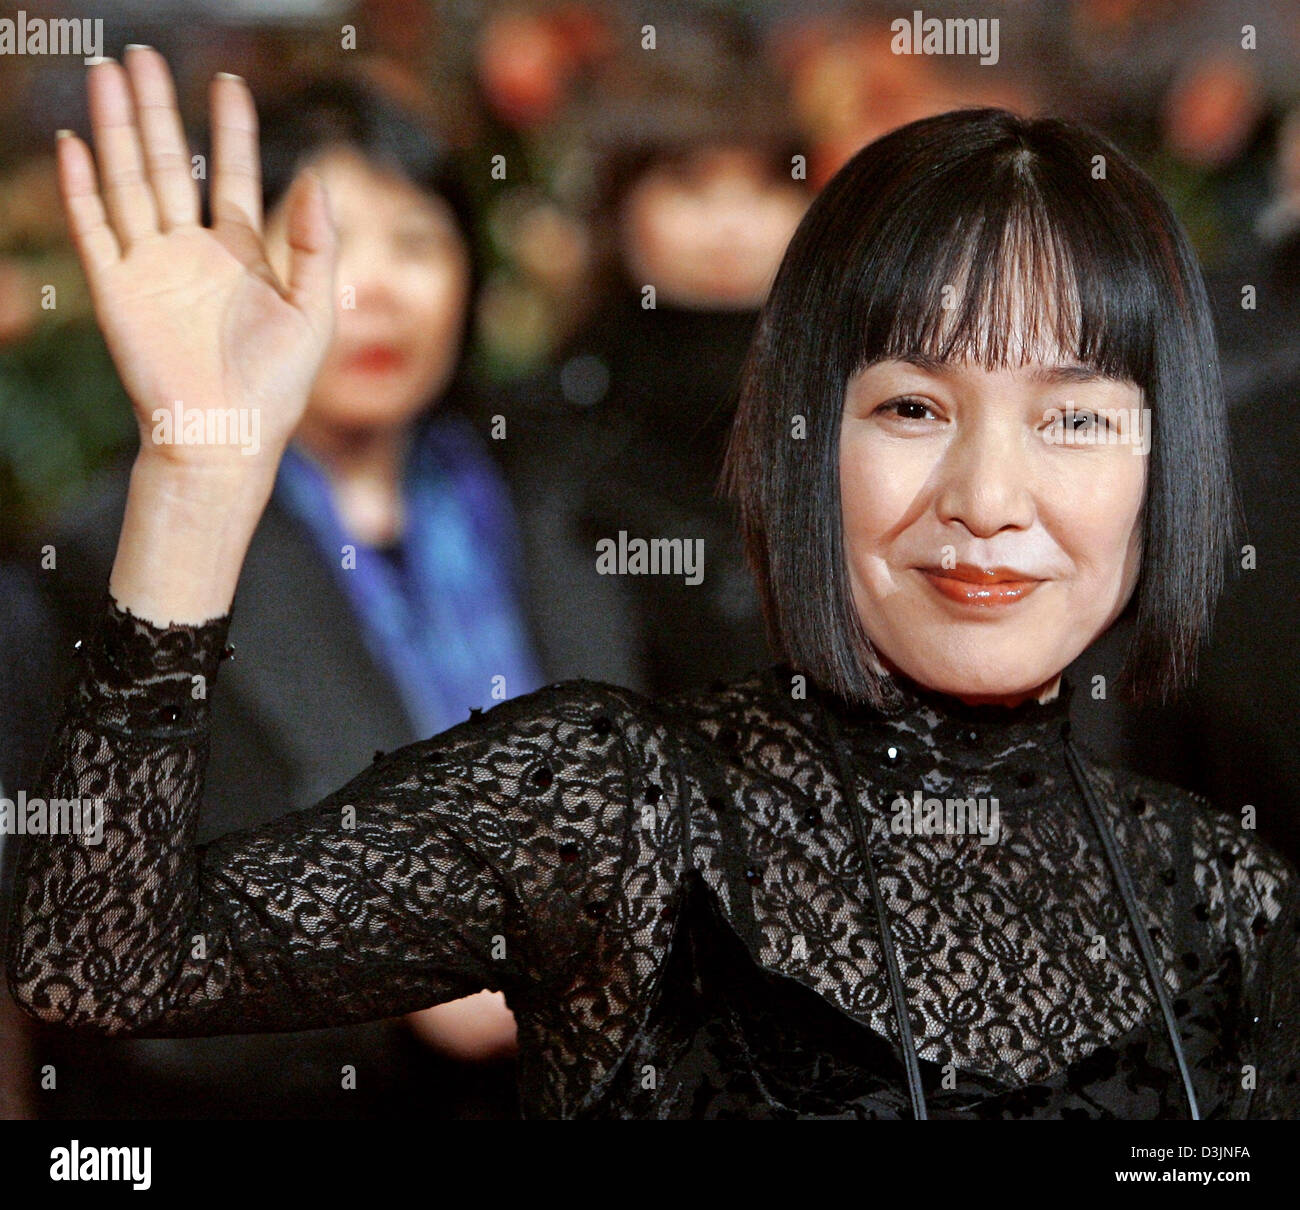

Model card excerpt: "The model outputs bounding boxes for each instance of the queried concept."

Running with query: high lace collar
[803,668,1075,781]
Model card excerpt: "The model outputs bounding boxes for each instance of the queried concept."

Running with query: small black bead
[1252,912,1269,938]
[644,783,663,805]
[1220,846,1238,869]
[592,715,613,738]
[1194,902,1210,922]
[801,807,820,829]
[744,866,763,886]
[220,642,236,662]
[532,763,554,790]
[706,794,727,813]
[558,841,579,863]
[583,899,606,919]
[1160,868,1177,887]
[1149,926,1163,942]
[1131,795,1147,816]
[157,705,181,725]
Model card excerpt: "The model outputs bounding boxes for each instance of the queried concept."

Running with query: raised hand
[57,47,337,471]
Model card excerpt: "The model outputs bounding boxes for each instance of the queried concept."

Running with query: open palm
[58,48,336,469]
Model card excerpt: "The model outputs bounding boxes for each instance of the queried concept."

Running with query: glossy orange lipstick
[918,563,1044,606]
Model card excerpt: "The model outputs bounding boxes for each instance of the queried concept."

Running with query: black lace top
[7,597,1299,1118]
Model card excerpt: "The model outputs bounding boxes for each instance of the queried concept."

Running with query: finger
[55,130,121,279]
[209,73,263,237]
[85,57,161,246]
[123,44,199,229]
[284,169,337,337]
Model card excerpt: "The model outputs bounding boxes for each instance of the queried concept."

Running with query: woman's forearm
[109,453,280,625]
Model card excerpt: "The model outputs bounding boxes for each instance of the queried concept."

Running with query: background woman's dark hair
[571,7,802,302]
[254,72,479,293]
[722,107,1235,708]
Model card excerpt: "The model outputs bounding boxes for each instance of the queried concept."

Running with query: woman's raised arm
[62,47,336,625]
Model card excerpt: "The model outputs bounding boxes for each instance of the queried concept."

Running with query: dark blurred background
[1,0,1298,1121]
[2,0,1298,539]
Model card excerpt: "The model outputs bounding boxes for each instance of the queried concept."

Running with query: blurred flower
[512,198,590,293]
[477,272,556,371]
[1163,54,1264,169]
[478,4,610,130]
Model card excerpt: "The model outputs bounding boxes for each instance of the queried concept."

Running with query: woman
[8,49,1297,1119]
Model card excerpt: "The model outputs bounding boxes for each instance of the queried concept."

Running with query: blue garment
[274,412,545,739]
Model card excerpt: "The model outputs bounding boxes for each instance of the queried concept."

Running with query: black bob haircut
[722,107,1234,708]
[254,73,478,289]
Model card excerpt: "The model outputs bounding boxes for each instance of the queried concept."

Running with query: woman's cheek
[1049,454,1145,589]
[846,433,932,539]
[417,261,469,330]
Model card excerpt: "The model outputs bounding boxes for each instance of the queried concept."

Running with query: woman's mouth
[341,344,408,374]
[917,564,1046,606]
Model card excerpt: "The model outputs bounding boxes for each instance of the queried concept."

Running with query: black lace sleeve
[5,594,639,1039]
[1243,853,1300,1118]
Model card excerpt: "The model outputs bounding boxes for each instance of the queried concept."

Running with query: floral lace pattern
[7,595,1299,1118]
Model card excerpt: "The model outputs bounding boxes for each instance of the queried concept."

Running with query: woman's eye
[1057,409,1111,433]
[877,397,936,421]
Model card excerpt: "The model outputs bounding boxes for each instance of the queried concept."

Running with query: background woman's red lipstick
[343,345,406,373]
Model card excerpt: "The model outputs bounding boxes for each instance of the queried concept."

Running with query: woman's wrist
[107,449,282,626]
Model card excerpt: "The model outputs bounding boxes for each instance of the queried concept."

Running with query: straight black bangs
[839,117,1178,393]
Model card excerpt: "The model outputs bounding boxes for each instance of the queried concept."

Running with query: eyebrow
[890,353,1121,385]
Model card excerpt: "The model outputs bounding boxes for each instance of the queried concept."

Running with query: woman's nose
[933,424,1036,537]
[335,241,401,316]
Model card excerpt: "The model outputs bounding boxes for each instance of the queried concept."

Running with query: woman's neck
[291,419,411,547]
[950,675,1063,708]
[870,648,1063,709]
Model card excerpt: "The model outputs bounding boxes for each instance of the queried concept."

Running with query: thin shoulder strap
[1063,725,1201,1120]
[815,686,930,1122]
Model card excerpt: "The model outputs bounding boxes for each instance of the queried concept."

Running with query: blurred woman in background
[499,14,809,698]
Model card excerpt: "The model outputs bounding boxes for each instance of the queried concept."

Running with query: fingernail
[124,43,153,53]
[214,71,244,82]
[55,129,74,140]
[84,56,116,66]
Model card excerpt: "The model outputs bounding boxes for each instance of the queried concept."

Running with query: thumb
[283,168,337,337]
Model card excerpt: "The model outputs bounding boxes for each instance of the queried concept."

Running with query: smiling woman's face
[839,355,1147,704]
